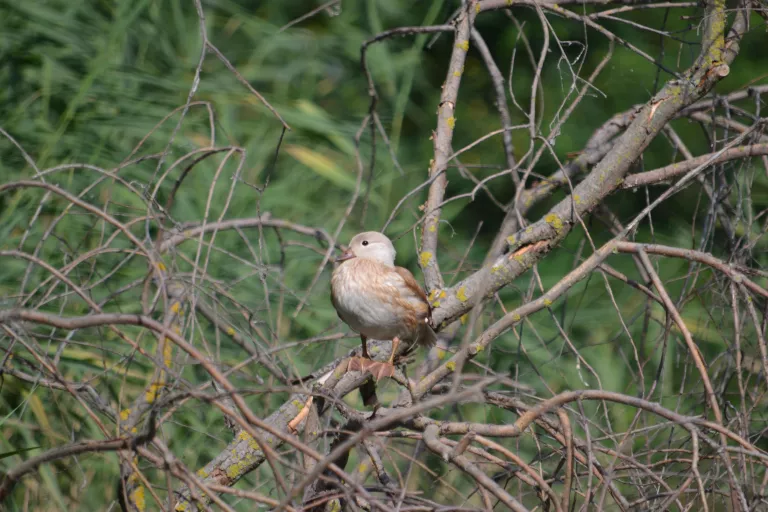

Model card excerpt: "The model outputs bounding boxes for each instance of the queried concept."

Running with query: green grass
[1,0,767,509]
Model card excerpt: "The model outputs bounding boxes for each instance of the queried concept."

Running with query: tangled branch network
[1,0,767,510]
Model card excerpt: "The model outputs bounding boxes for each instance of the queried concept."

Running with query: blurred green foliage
[0,0,766,509]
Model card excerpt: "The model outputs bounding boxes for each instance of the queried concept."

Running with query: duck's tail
[418,320,438,348]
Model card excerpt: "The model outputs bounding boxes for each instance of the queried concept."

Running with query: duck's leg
[348,335,373,373]
[358,333,378,406]
[387,337,400,365]
[368,337,399,381]
[349,336,397,381]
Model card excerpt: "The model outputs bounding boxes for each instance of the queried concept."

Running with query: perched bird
[331,231,436,379]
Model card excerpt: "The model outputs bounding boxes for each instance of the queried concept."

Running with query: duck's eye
[362,240,369,246]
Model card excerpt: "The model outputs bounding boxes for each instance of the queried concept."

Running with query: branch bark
[425,0,747,332]
[420,1,478,291]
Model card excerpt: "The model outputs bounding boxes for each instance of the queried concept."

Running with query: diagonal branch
[425,0,748,331]
[422,425,530,512]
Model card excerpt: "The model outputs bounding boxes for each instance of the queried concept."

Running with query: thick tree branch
[420,1,478,291]
[427,0,747,330]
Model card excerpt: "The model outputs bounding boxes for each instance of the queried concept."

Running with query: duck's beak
[335,249,356,263]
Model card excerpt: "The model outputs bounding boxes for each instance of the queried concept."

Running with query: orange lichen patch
[287,396,313,434]
[648,99,664,121]
[509,240,548,259]
[697,62,730,87]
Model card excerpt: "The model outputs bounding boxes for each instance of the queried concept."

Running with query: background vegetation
[1,0,767,510]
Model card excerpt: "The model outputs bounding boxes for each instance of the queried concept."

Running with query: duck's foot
[347,357,396,381]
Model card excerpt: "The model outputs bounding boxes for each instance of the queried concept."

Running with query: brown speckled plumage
[331,258,435,348]
[330,232,436,358]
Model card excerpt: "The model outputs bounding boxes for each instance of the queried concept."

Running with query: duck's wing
[393,266,434,327]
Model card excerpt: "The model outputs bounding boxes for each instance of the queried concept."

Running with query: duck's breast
[331,259,410,340]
